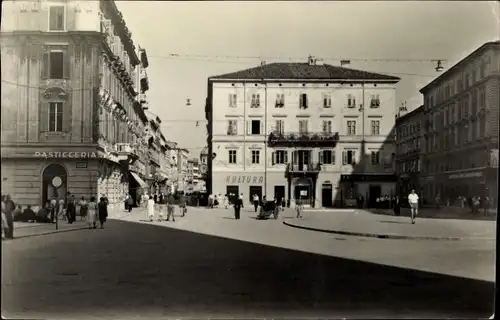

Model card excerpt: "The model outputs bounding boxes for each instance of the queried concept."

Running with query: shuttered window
[49,6,65,31]
[42,50,69,79]
[48,102,63,132]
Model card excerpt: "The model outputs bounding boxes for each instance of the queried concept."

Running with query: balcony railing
[116,143,138,161]
[285,162,322,175]
[268,131,339,147]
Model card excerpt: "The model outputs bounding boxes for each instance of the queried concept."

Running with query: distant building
[205,56,400,207]
[395,105,424,197]
[419,41,499,205]
[176,148,189,193]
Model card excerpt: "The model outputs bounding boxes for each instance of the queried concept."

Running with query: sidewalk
[371,207,497,221]
[283,210,496,240]
[6,220,89,240]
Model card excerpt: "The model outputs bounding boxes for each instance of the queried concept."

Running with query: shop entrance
[249,186,262,203]
[321,184,333,207]
[294,177,312,206]
[226,185,239,204]
[274,185,285,202]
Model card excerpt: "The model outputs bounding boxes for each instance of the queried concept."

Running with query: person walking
[127,193,134,213]
[67,195,76,223]
[97,197,108,229]
[408,189,419,224]
[79,196,88,221]
[3,195,16,239]
[253,194,260,212]
[234,194,243,219]
[295,199,302,219]
[124,194,130,212]
[393,196,401,216]
[223,194,229,209]
[50,197,57,223]
[147,194,155,222]
[87,197,98,229]
[166,194,176,222]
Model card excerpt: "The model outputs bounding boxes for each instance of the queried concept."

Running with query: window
[480,60,487,78]
[49,5,65,31]
[275,120,284,134]
[228,150,237,164]
[319,150,334,164]
[43,51,66,79]
[370,94,380,108]
[342,150,356,165]
[323,94,332,108]
[48,102,63,132]
[347,94,356,108]
[322,120,332,134]
[347,120,356,135]
[228,94,237,108]
[251,120,261,135]
[227,120,237,135]
[479,87,486,109]
[275,93,285,108]
[299,120,308,134]
[299,93,308,109]
[251,94,260,108]
[273,150,288,164]
[371,151,380,165]
[251,150,260,164]
[371,120,380,135]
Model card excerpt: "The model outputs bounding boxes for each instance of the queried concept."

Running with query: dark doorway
[226,185,239,204]
[42,163,68,205]
[249,186,262,203]
[274,185,285,202]
[369,184,382,208]
[322,184,333,207]
[129,173,139,207]
[294,177,312,206]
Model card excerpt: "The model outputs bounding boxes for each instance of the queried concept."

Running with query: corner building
[419,41,500,205]
[0,0,150,208]
[206,57,400,208]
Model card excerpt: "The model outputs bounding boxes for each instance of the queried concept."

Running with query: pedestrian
[233,193,243,219]
[180,194,187,217]
[50,197,57,223]
[127,193,134,213]
[3,195,16,239]
[223,194,229,209]
[147,194,155,222]
[57,197,65,221]
[295,200,302,219]
[87,196,98,229]
[166,194,175,222]
[393,196,401,216]
[66,195,76,224]
[281,197,286,211]
[124,193,130,212]
[253,194,259,212]
[79,196,88,221]
[408,189,419,224]
[97,197,108,229]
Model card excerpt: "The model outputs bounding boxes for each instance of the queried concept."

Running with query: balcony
[268,131,339,148]
[116,143,138,162]
[285,162,322,176]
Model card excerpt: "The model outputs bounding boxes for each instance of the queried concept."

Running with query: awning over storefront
[130,172,148,188]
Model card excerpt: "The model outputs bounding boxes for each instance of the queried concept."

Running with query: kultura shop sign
[226,175,264,184]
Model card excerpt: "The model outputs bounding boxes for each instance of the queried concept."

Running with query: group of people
[137,192,187,222]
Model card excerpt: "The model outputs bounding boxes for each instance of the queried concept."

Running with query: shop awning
[130,172,148,188]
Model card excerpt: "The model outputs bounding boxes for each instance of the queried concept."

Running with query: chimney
[261,60,266,66]
[308,55,316,66]
[341,60,351,67]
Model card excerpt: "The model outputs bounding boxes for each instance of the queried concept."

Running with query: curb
[5,226,89,240]
[282,220,468,241]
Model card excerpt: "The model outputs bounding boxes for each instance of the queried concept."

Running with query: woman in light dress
[223,194,229,209]
[87,196,98,229]
[147,195,156,221]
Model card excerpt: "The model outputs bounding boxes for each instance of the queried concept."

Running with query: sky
[116,1,500,157]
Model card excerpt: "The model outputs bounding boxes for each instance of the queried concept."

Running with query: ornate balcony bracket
[268,131,339,148]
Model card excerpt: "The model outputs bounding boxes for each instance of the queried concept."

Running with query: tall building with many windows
[419,41,499,205]
[0,0,151,208]
[205,57,400,208]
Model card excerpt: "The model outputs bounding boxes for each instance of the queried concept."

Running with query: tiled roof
[210,63,400,81]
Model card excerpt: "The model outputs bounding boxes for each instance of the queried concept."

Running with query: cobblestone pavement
[283,209,496,240]
[1,206,494,319]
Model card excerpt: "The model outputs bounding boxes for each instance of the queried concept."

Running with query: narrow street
[2,207,495,319]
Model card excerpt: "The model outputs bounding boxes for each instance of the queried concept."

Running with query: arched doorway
[294,177,312,206]
[42,163,68,205]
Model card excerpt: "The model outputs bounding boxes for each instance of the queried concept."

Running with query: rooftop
[209,62,400,82]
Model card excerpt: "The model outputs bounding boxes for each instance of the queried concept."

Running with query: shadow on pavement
[2,219,494,319]
[378,220,409,224]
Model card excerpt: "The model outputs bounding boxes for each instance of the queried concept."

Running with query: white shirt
[408,193,419,204]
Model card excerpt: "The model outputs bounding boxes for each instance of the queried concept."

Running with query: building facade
[0,0,152,208]
[419,41,499,205]
[395,105,424,198]
[176,148,189,193]
[206,57,400,207]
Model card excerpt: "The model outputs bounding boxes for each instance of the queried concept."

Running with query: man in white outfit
[408,189,419,224]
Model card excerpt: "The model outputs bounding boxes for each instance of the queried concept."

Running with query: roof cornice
[208,78,399,84]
